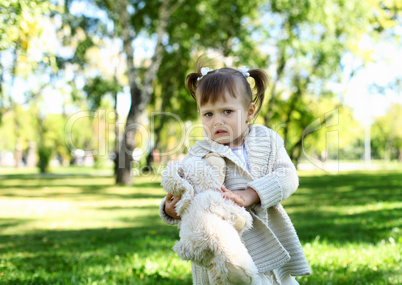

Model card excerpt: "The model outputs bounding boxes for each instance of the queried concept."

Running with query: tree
[144,0,263,170]
[108,0,180,184]
[61,0,264,184]
[235,0,402,165]
[0,0,56,123]
[371,103,402,161]
[0,0,63,170]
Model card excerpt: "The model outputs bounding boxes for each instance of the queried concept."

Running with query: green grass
[0,168,401,284]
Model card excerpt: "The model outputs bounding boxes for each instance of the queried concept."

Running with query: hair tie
[197,66,250,81]
[237,66,250,77]
[197,67,214,81]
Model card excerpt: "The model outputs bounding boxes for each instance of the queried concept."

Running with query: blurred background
[0,1,401,284]
[1,0,401,182]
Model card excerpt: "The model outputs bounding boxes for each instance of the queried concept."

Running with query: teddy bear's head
[161,153,226,215]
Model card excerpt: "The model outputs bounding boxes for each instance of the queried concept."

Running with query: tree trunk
[112,68,121,177]
[265,52,286,125]
[284,53,322,151]
[145,78,172,171]
[0,53,4,124]
[115,0,182,184]
[289,136,303,166]
[283,76,303,147]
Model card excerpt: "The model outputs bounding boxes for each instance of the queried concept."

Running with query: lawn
[0,167,401,284]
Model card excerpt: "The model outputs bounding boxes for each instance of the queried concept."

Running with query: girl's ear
[247,102,256,122]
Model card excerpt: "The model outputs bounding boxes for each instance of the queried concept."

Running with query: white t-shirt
[230,144,249,171]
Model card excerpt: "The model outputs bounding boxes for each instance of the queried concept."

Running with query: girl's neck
[223,127,249,148]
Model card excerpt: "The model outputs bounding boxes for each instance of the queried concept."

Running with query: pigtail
[185,72,200,100]
[248,69,268,117]
[185,54,218,100]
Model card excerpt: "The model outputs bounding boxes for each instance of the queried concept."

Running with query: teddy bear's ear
[161,162,192,196]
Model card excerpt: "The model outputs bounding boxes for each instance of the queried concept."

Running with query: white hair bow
[196,66,250,81]
[237,66,250,77]
[197,67,214,81]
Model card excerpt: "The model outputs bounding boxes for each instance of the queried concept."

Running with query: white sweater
[159,125,311,282]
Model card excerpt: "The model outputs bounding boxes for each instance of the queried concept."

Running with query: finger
[233,196,244,206]
[221,192,229,198]
[221,186,229,192]
[222,192,234,200]
[222,193,244,206]
[166,193,174,201]
[172,196,181,204]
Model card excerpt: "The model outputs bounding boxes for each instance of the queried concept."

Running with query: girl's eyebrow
[200,108,212,113]
[200,105,238,113]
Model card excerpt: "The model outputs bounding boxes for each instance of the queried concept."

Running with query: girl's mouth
[215,129,228,135]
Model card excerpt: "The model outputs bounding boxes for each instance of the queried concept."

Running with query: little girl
[159,58,311,284]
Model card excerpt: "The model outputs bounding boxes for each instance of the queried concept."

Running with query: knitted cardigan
[159,125,311,282]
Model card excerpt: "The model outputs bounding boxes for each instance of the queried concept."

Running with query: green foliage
[1,0,401,176]
[0,0,55,51]
[371,103,402,160]
[0,0,59,124]
[0,105,38,151]
[248,0,402,163]
[84,76,122,111]
[73,36,95,68]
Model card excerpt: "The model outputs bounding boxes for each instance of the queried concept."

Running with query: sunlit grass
[286,171,402,284]
[0,168,401,284]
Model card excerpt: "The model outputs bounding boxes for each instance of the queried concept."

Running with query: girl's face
[199,92,255,147]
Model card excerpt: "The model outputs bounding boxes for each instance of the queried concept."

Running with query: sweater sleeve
[247,133,299,212]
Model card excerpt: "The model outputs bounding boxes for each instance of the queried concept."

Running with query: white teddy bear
[161,153,259,285]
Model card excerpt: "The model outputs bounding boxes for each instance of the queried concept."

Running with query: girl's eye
[205,112,213,117]
[224,110,232,115]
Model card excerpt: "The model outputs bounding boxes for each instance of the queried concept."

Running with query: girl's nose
[213,115,224,126]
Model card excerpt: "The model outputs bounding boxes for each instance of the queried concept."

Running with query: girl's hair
[185,57,268,117]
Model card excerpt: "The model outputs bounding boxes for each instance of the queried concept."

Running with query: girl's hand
[164,193,181,220]
[221,186,260,207]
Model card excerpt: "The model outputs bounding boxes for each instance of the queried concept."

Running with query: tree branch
[116,0,137,92]
[141,0,184,113]
[265,51,287,124]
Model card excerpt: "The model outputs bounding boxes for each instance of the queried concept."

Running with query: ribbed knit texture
[159,125,311,284]
[242,213,290,272]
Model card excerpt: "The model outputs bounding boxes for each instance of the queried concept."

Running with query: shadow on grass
[297,172,401,205]
[0,172,190,284]
[0,223,190,285]
[289,172,402,244]
[0,218,32,229]
[292,207,401,244]
[0,176,165,200]
[0,173,112,180]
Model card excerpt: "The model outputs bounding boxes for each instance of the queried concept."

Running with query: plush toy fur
[161,153,258,284]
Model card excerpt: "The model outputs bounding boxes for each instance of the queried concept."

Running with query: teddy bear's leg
[204,216,258,285]
[173,240,215,267]
[231,205,253,234]
[233,215,246,232]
